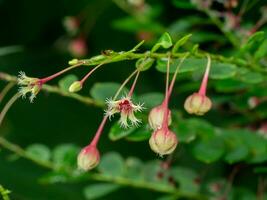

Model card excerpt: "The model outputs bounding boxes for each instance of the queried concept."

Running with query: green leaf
[170,167,199,194]
[142,161,162,182]
[90,82,128,102]
[241,31,265,52]
[52,144,79,169]
[98,152,125,177]
[239,71,264,84]
[156,58,205,73]
[172,34,192,53]
[109,123,136,141]
[151,32,173,52]
[83,184,120,200]
[58,74,79,92]
[224,145,249,164]
[254,39,267,60]
[210,63,237,79]
[26,144,51,162]
[125,157,143,180]
[137,93,164,109]
[172,0,195,9]
[214,79,248,92]
[192,137,224,163]
[172,120,197,143]
[125,125,151,141]
[135,57,155,71]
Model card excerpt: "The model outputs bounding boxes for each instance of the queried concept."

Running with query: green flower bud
[184,93,212,115]
[69,81,82,93]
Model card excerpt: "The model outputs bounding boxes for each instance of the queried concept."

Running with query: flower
[148,105,172,130]
[105,96,144,128]
[149,128,178,156]
[18,71,42,102]
[77,144,100,171]
[184,93,212,115]
[184,54,212,115]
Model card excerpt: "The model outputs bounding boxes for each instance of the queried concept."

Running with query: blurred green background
[0,0,267,199]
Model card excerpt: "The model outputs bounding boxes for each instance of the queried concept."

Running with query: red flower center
[119,99,132,113]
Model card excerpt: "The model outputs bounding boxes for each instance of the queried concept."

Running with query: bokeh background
[0,0,267,199]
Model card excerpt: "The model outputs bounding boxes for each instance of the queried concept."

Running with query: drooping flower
[77,144,100,171]
[18,71,42,102]
[77,116,108,171]
[148,55,188,155]
[184,54,212,115]
[184,92,212,115]
[105,96,144,128]
[148,104,172,130]
[149,128,178,156]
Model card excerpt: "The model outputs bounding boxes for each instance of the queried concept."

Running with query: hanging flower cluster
[149,54,212,156]
[15,50,212,171]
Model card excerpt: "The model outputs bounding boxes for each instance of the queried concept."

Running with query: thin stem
[162,56,171,130]
[167,53,189,99]
[0,136,207,199]
[40,63,83,83]
[0,137,54,169]
[90,115,108,146]
[165,55,171,104]
[113,69,138,100]
[0,82,15,103]
[0,93,21,127]
[198,54,211,96]
[80,62,105,85]
[128,70,140,98]
[0,72,103,107]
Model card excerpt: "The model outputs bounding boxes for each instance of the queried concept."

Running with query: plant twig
[0,136,207,199]
[0,72,104,107]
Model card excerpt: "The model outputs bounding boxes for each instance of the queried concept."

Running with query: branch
[0,136,207,199]
[0,72,104,107]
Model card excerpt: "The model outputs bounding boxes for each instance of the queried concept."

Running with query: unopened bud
[148,105,172,130]
[77,145,100,171]
[69,81,82,93]
[149,128,178,156]
[68,58,79,65]
[184,93,212,115]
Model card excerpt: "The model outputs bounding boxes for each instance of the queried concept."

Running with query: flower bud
[69,81,82,93]
[77,145,100,171]
[184,93,212,115]
[149,128,178,156]
[148,105,172,130]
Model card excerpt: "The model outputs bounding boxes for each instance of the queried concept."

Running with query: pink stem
[40,63,83,84]
[80,63,105,85]
[128,70,140,98]
[167,54,188,100]
[198,54,211,96]
[162,57,171,130]
[90,115,108,146]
